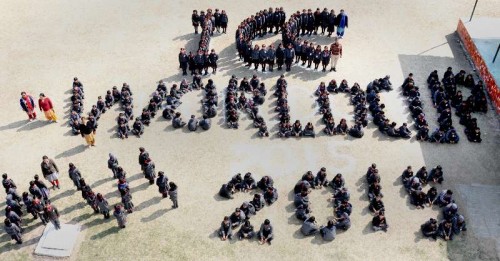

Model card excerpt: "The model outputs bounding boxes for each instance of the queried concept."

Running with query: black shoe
[333,67,336,72]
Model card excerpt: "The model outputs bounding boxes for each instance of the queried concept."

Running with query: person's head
[39,93,46,98]
[42,155,49,162]
[69,163,74,168]
[139,147,145,152]
[264,219,271,226]
[34,174,40,180]
[446,190,453,195]
[4,218,12,226]
[1,173,7,179]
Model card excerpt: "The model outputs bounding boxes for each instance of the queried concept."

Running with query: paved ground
[0,0,499,260]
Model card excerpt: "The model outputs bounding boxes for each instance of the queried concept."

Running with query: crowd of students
[399,165,466,241]
[235,8,347,73]
[294,168,352,241]
[402,68,484,143]
[316,79,366,138]
[217,173,277,243]
[223,75,270,136]
[365,164,389,232]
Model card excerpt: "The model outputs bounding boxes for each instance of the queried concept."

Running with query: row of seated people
[217,173,277,242]
[426,70,461,143]
[420,210,467,241]
[295,169,351,240]
[69,77,85,134]
[274,76,316,138]
[401,165,444,209]
[368,88,411,138]
[316,79,366,138]
[230,75,269,137]
[162,77,215,131]
[365,164,389,232]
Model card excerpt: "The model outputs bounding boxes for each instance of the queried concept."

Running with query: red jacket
[38,98,54,112]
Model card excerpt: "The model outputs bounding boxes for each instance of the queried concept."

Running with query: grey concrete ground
[0,0,499,260]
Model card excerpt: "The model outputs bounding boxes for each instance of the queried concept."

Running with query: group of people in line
[316,79,366,138]
[366,75,415,138]
[403,68,484,143]
[2,156,64,244]
[19,92,58,123]
[160,77,215,131]
[274,76,316,138]
[399,165,467,241]
[181,9,228,76]
[365,164,389,232]
[217,173,277,244]
[295,168,352,241]
[235,8,347,73]
[224,75,270,136]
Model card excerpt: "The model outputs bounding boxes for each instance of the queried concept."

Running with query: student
[219,183,235,199]
[435,190,453,207]
[44,200,61,230]
[301,216,319,236]
[237,220,255,240]
[372,211,388,232]
[113,204,127,228]
[295,204,311,221]
[451,215,467,235]
[250,193,265,211]
[108,154,119,179]
[438,219,453,241]
[320,219,337,241]
[257,176,274,191]
[229,208,246,228]
[172,112,186,128]
[427,165,444,184]
[188,115,198,131]
[96,193,110,219]
[333,212,351,230]
[218,216,233,241]
[258,219,273,245]
[263,187,278,205]
[156,171,169,198]
[421,218,438,239]
[168,182,178,209]
[199,115,211,130]
[4,219,22,244]
[68,163,82,190]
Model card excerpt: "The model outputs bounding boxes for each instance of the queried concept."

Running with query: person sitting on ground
[258,122,269,137]
[131,118,144,137]
[258,219,273,245]
[229,208,246,228]
[372,211,389,232]
[188,115,198,131]
[427,165,444,184]
[302,171,315,187]
[335,200,352,217]
[250,193,265,211]
[369,196,385,214]
[435,189,453,207]
[442,202,458,220]
[294,190,310,208]
[438,219,453,241]
[291,120,303,137]
[257,176,274,191]
[445,127,459,144]
[451,215,467,235]
[324,117,336,136]
[398,123,411,138]
[314,168,328,188]
[219,183,235,199]
[237,220,255,240]
[263,186,278,205]
[172,112,186,129]
[465,126,481,143]
[320,219,336,241]
[333,211,351,230]
[426,187,438,206]
[333,118,348,135]
[302,122,316,137]
[242,172,257,191]
[240,202,256,217]
[327,79,338,93]
[218,216,233,241]
[199,115,211,130]
[349,121,364,138]
[332,187,350,207]
[330,173,345,192]
[301,216,319,236]
[295,204,311,221]
[401,166,414,188]
[368,181,383,201]
[421,218,438,239]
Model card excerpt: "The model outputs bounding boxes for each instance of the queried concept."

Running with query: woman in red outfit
[19,91,37,121]
[38,93,57,122]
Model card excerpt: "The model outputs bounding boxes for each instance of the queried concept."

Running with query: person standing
[179,48,189,76]
[38,93,57,122]
[108,154,119,179]
[79,117,96,147]
[4,219,22,244]
[220,10,228,34]
[330,40,343,72]
[284,43,295,72]
[40,155,60,189]
[192,10,200,34]
[113,204,127,228]
[335,9,348,38]
[96,193,110,219]
[19,92,37,121]
[44,200,61,230]
[168,182,178,209]
[156,171,169,198]
[68,163,82,190]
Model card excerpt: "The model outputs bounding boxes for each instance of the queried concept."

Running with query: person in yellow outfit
[79,117,96,147]
[38,93,57,122]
